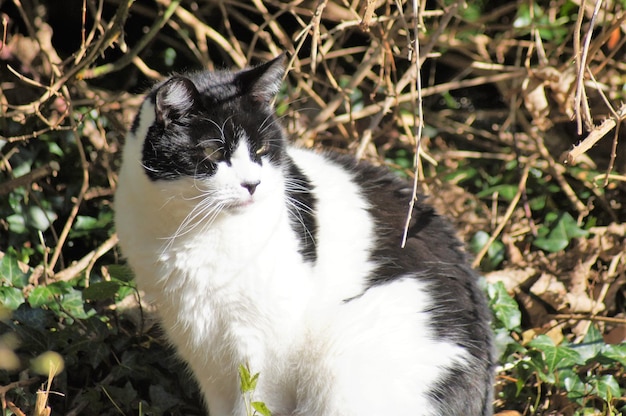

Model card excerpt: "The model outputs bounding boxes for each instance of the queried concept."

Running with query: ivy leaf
[558,369,586,401]
[601,343,626,366]
[589,374,621,402]
[533,212,588,252]
[60,288,91,319]
[0,253,29,288]
[487,282,521,331]
[29,284,66,308]
[572,324,604,363]
[529,335,584,375]
[106,264,135,282]
[0,286,25,311]
[83,281,122,301]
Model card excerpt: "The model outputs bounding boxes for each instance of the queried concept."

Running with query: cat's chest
[154,205,314,335]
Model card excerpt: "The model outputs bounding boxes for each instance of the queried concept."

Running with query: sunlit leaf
[252,401,273,416]
[0,253,29,288]
[528,335,584,374]
[0,286,25,311]
[487,282,521,331]
[533,212,588,252]
[589,375,621,402]
[571,324,604,363]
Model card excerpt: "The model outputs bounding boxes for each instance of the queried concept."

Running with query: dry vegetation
[0,0,625,415]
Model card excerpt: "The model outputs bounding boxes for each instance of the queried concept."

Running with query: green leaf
[572,324,604,363]
[558,369,586,401]
[487,282,521,331]
[252,401,272,416]
[239,364,259,393]
[26,205,57,231]
[558,212,590,239]
[469,231,504,270]
[0,286,25,311]
[71,211,114,238]
[528,335,584,374]
[106,264,135,282]
[589,374,621,402]
[29,285,65,308]
[533,212,588,252]
[83,281,122,301]
[493,327,526,361]
[601,343,626,366]
[0,253,29,288]
[60,288,91,319]
[476,184,519,201]
[469,231,490,254]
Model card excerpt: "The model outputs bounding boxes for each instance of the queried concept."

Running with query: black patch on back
[328,154,494,412]
[284,158,318,263]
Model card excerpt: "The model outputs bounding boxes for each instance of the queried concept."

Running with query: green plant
[239,364,272,416]
[488,282,626,414]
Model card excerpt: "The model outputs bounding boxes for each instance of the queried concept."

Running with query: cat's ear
[238,54,286,103]
[155,76,200,126]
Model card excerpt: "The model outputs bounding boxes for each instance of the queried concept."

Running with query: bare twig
[566,103,626,164]
[0,161,60,196]
[53,234,119,283]
[573,0,603,134]
[472,164,530,268]
[78,0,182,79]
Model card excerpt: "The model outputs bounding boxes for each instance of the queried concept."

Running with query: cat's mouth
[227,197,255,210]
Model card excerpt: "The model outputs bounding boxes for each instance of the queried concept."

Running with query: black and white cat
[115,55,493,416]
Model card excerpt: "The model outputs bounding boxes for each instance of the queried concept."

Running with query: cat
[115,54,494,416]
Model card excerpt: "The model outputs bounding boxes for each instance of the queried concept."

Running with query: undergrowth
[1,0,625,415]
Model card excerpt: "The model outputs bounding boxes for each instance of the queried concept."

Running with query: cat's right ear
[155,76,199,127]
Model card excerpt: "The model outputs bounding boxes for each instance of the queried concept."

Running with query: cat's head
[129,55,288,209]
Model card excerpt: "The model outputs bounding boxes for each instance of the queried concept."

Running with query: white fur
[115,101,469,415]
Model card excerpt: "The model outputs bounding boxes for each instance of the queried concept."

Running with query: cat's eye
[204,147,225,162]
[256,143,270,157]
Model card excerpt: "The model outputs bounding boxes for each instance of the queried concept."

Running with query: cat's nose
[241,181,260,195]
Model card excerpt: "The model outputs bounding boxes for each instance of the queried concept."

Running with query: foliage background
[0,0,625,415]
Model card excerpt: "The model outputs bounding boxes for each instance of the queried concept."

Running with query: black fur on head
[138,55,288,181]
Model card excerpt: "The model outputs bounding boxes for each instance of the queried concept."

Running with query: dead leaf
[486,268,537,292]
[530,273,567,311]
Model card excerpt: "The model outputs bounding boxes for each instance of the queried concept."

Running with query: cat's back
[288,147,494,415]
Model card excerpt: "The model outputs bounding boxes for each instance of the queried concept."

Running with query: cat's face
[133,55,287,210]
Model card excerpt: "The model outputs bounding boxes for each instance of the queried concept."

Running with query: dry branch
[566,103,626,164]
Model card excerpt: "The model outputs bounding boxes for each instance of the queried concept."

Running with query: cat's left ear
[155,76,200,127]
[238,54,286,103]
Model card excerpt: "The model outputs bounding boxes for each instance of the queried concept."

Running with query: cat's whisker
[167,195,224,243]
[196,137,224,148]
[284,179,314,195]
[257,98,311,130]
[201,117,228,141]
[284,194,315,215]
[258,106,319,136]
[284,196,316,246]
